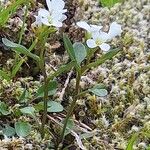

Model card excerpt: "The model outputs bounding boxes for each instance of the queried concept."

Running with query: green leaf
[11,39,38,78]
[35,101,63,113]
[34,102,44,112]
[85,49,120,71]
[63,34,75,61]
[73,42,87,65]
[93,84,106,89]
[47,101,63,113]
[20,106,35,116]
[47,61,75,82]
[126,133,138,150]
[2,38,40,62]
[0,0,29,26]
[15,121,31,137]
[0,101,10,115]
[63,118,74,136]
[19,89,29,103]
[36,80,57,97]
[0,70,10,81]
[2,125,15,137]
[146,146,150,150]
[89,84,108,97]
[13,107,22,117]
[11,59,24,78]
[100,0,121,7]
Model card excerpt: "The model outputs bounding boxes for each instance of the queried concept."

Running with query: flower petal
[99,43,110,51]
[108,22,122,39]
[98,31,109,41]
[51,11,62,20]
[51,0,65,11]
[61,9,67,13]
[41,17,51,26]
[60,14,67,22]
[86,39,97,48]
[46,0,52,12]
[90,24,103,32]
[92,32,100,40]
[34,15,42,26]
[38,8,49,17]
[52,20,63,27]
[76,21,90,32]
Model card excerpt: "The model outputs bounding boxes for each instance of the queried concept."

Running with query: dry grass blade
[59,69,73,101]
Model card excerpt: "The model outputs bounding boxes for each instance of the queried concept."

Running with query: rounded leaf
[73,42,87,65]
[35,101,64,113]
[90,88,108,97]
[36,80,57,97]
[0,101,10,115]
[3,125,15,137]
[89,85,108,97]
[47,101,63,113]
[15,121,31,137]
[20,106,35,116]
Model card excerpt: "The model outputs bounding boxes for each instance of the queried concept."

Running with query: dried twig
[60,114,92,131]
[59,69,73,101]
[56,116,91,133]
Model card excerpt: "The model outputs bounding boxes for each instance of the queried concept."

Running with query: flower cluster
[34,0,67,27]
[33,0,122,52]
[77,21,122,51]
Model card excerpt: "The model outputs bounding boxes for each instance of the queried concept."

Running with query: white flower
[76,21,103,35]
[34,0,67,27]
[86,22,122,51]
[108,22,122,39]
[86,31,111,51]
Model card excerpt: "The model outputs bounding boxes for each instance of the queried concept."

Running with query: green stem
[75,90,89,98]
[11,38,39,78]
[58,71,81,147]
[14,4,28,64]
[47,61,75,83]
[39,52,49,138]
[86,48,98,65]
[82,48,120,74]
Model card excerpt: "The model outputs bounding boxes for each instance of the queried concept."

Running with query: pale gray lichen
[73,0,150,148]
[0,0,149,149]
